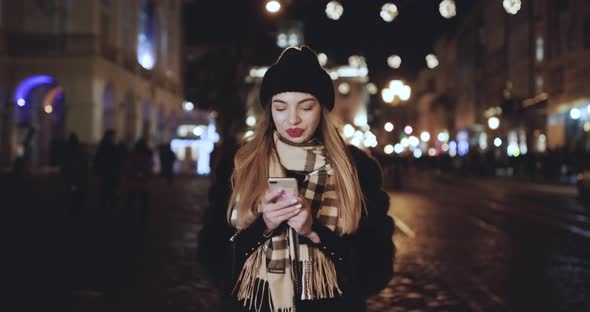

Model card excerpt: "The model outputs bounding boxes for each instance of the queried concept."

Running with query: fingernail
[295,204,302,209]
[291,199,298,204]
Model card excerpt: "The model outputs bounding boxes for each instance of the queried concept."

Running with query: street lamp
[343,124,355,138]
[389,80,403,90]
[384,122,394,132]
[338,81,351,95]
[381,88,395,103]
[318,53,328,67]
[399,85,411,101]
[426,54,439,69]
[570,108,581,120]
[503,0,521,15]
[439,0,456,19]
[265,0,281,13]
[401,138,409,147]
[380,3,399,22]
[384,144,394,155]
[494,137,502,147]
[383,80,411,104]
[183,101,194,111]
[437,131,449,142]
[387,55,402,69]
[404,125,413,135]
[246,115,256,127]
[326,1,343,20]
[367,83,378,95]
[488,116,500,130]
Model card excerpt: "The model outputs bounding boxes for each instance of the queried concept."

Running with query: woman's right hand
[259,189,303,232]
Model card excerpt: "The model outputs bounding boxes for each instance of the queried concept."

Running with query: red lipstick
[286,128,304,138]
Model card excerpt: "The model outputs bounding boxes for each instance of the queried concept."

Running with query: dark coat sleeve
[197,143,270,288]
[196,145,238,286]
[350,147,395,297]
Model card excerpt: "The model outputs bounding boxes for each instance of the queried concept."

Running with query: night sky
[184,0,476,85]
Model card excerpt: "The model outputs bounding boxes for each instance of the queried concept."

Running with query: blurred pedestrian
[60,132,87,217]
[158,142,176,184]
[125,138,154,230]
[12,126,35,179]
[93,129,123,216]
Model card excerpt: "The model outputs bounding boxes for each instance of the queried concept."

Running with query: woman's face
[271,92,322,143]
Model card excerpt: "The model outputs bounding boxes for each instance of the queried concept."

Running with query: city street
[2,169,588,311]
[387,169,590,312]
[3,1,590,311]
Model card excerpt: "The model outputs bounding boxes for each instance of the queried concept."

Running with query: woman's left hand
[287,196,320,243]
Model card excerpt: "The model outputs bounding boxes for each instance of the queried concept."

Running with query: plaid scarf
[230,132,343,311]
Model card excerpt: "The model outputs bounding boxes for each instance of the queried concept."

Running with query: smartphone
[268,177,299,201]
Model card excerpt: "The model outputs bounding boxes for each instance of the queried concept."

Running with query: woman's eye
[301,107,312,111]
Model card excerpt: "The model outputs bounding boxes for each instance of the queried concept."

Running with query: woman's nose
[288,109,301,124]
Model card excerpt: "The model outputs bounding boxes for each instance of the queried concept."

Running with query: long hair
[227,103,364,234]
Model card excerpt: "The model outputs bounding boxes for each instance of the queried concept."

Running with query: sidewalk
[2,174,223,311]
[1,172,471,311]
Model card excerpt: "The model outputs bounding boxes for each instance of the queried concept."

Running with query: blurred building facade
[412,0,590,158]
[0,0,183,168]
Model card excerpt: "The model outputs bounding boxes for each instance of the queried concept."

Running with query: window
[584,17,590,48]
[101,12,111,42]
[535,75,544,94]
[159,10,168,69]
[120,0,131,50]
[567,17,579,50]
[548,68,564,95]
[536,36,544,62]
[558,0,569,13]
[137,0,157,70]
[100,0,113,42]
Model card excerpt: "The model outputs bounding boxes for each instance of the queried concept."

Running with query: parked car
[577,170,590,200]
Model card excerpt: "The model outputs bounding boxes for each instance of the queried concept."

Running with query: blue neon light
[13,75,56,106]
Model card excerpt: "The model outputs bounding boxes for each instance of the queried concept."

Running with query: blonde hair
[227,104,364,234]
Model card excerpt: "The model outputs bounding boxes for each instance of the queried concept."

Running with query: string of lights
[264,0,521,69]
[265,0,520,20]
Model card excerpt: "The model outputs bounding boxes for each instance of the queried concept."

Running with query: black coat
[197,145,395,311]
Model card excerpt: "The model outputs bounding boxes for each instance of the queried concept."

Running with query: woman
[202,46,394,312]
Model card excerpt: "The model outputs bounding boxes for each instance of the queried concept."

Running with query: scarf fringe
[237,248,266,312]
[236,244,343,311]
[305,249,342,300]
